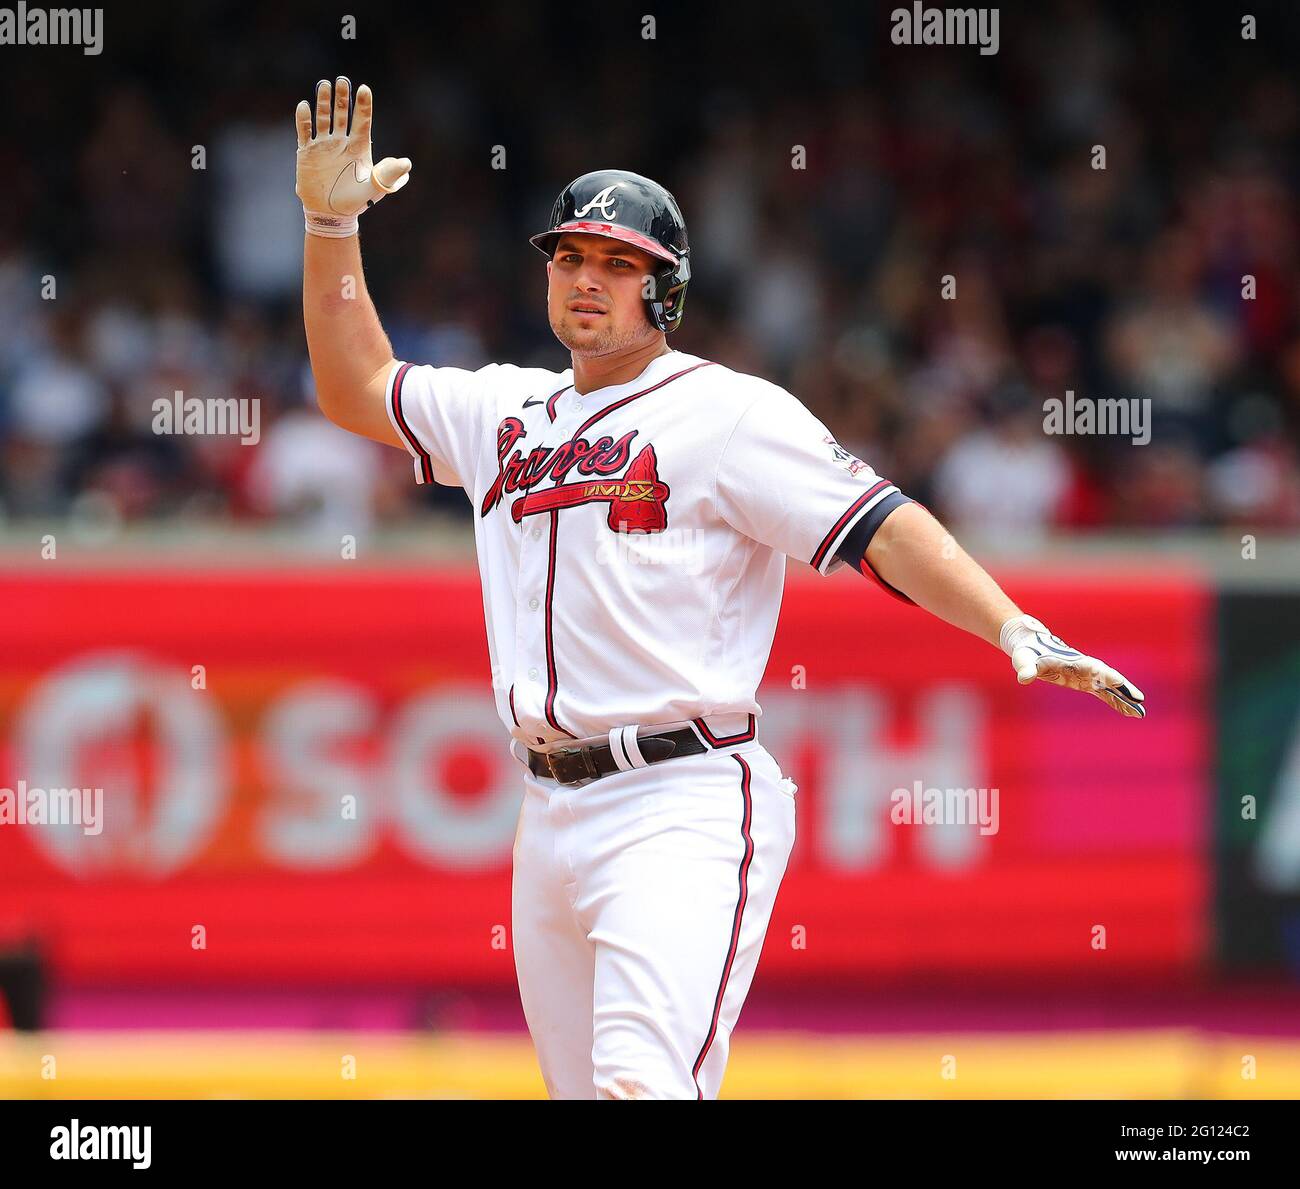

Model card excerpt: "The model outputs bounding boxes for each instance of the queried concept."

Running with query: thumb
[1010,646,1040,685]
[372,156,412,195]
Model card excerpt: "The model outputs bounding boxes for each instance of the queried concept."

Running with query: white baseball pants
[511,739,797,1100]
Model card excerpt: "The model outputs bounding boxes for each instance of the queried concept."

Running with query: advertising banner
[0,566,1211,985]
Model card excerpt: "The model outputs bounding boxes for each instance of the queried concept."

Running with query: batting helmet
[529,169,691,333]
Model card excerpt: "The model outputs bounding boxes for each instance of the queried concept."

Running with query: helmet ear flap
[646,254,690,333]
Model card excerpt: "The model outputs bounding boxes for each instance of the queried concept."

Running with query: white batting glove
[295,77,412,238]
[999,614,1146,718]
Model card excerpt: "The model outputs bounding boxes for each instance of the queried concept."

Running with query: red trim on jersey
[693,753,755,1099]
[809,479,891,571]
[538,361,713,742]
[574,362,713,439]
[858,555,917,605]
[692,713,756,748]
[545,383,569,425]
[389,363,434,485]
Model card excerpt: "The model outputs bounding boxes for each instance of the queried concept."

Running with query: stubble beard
[550,312,652,358]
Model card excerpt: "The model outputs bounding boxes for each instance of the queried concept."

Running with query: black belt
[527,727,706,786]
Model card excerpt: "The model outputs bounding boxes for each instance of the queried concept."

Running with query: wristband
[304,211,359,238]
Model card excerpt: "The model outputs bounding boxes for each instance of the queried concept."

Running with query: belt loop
[607,727,635,772]
[608,725,647,771]
[620,725,647,768]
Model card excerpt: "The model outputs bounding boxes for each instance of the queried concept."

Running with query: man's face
[546,233,663,356]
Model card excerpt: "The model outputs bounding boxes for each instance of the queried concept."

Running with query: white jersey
[384,348,908,752]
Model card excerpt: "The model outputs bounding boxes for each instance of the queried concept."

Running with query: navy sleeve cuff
[834,490,917,603]
[834,490,911,569]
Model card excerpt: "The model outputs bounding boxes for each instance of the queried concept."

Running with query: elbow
[312,381,345,427]
[310,369,360,430]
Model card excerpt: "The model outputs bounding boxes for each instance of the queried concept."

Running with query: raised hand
[295,77,412,238]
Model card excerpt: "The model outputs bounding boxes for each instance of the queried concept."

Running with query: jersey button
[527,667,539,680]
[528,597,539,611]
[531,527,541,541]
[573,401,583,412]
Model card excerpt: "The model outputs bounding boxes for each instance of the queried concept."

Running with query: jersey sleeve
[715,385,912,577]
[384,359,493,489]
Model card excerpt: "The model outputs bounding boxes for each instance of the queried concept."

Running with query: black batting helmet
[529,169,691,333]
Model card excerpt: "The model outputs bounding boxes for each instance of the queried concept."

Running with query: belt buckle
[546,744,598,784]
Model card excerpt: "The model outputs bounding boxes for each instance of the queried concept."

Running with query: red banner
[0,565,1211,984]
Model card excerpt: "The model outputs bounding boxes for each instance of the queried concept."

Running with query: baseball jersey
[384,349,911,750]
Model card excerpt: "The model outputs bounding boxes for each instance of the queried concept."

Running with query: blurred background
[1,0,1299,1097]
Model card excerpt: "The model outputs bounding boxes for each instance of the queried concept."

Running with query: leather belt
[527,726,706,786]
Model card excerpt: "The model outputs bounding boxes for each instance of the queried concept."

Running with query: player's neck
[571,339,673,396]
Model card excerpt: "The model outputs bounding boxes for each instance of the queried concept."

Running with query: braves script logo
[482,417,670,532]
[572,183,623,220]
[824,433,870,476]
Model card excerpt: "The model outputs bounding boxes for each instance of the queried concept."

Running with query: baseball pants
[511,738,797,1100]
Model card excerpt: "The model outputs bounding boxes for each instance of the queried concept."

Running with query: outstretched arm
[863,503,1146,717]
[297,76,412,446]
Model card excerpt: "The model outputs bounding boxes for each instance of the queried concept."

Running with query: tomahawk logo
[50,1119,151,1169]
[573,183,623,220]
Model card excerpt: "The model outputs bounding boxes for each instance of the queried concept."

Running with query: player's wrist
[998,613,1047,656]
[304,210,359,238]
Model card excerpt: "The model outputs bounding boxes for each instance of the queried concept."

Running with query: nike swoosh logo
[523,398,544,408]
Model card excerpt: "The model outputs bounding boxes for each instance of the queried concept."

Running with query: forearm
[864,502,1019,647]
[302,232,395,423]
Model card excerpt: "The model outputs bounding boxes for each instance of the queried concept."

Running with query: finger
[1084,657,1115,691]
[352,83,373,143]
[295,100,312,148]
[1117,678,1145,703]
[1093,660,1143,702]
[1110,687,1146,716]
[1010,646,1040,684]
[1095,686,1146,718]
[1105,669,1144,703]
[372,156,412,193]
[315,79,332,137]
[1103,672,1146,714]
[334,75,351,136]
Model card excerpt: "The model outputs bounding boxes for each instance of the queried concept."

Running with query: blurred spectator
[1207,398,1300,527]
[2,307,108,516]
[934,384,1071,538]
[1104,228,1239,451]
[212,105,305,300]
[2,0,1297,534]
[245,387,387,539]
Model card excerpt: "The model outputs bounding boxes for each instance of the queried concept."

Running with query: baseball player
[296,78,1146,1100]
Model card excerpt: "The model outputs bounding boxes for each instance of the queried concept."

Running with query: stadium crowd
[2,2,1298,539]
